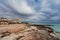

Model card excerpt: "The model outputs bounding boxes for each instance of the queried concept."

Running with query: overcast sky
[0,0,60,24]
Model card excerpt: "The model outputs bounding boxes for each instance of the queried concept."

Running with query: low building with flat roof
[0,17,21,25]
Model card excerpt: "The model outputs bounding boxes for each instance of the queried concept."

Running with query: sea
[29,22,60,38]
[23,21,60,39]
[30,23,60,32]
[24,21,60,32]
[49,24,60,32]
[40,24,60,32]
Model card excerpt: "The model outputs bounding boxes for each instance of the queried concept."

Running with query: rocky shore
[0,24,60,40]
[0,17,59,40]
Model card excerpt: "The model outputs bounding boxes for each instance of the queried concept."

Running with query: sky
[0,0,60,24]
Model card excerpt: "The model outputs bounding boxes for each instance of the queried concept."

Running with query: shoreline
[0,17,60,40]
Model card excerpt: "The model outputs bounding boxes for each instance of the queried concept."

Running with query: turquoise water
[50,24,60,32]
[33,23,60,32]
[29,22,60,32]
[34,23,60,32]
[41,24,60,32]
[39,23,60,32]
[22,13,60,32]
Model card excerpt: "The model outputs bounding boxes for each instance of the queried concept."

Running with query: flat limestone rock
[0,34,19,40]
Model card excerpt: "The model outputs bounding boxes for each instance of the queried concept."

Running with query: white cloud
[27,12,48,21]
[40,0,52,12]
[6,0,35,14]
[0,3,12,11]
[0,0,60,22]
[53,0,60,5]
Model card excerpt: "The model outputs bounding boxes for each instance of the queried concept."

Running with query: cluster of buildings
[0,17,21,25]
